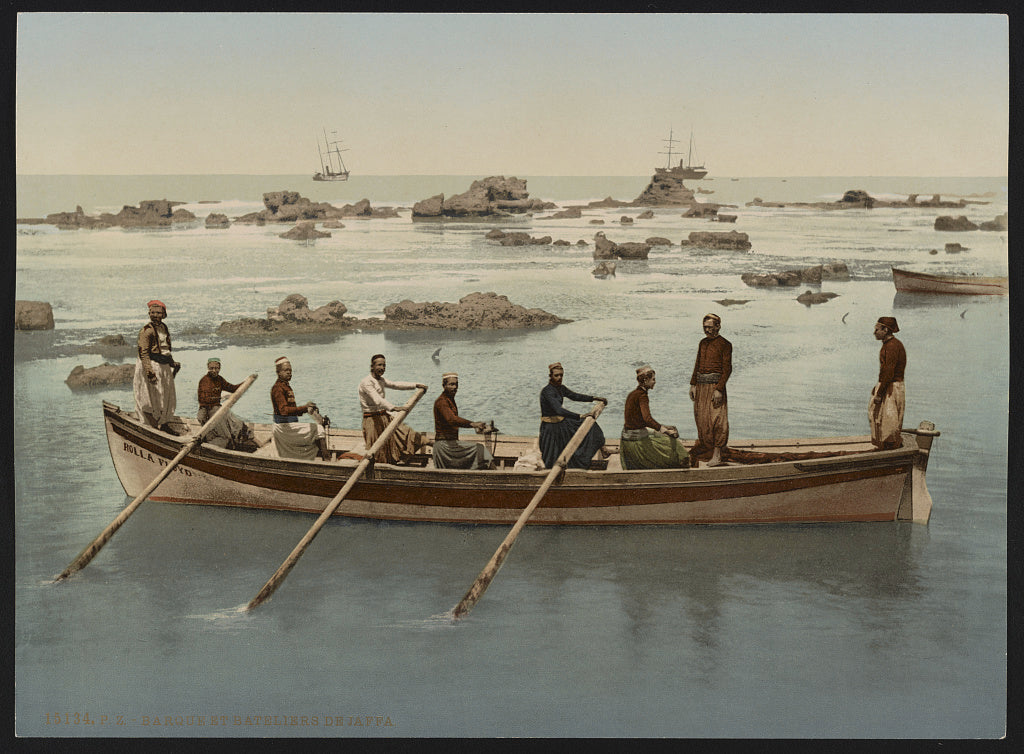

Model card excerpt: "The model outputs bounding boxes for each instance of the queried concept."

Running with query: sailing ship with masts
[656,127,707,179]
[313,128,350,182]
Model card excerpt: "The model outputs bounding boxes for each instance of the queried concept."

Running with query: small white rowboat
[892,267,1008,295]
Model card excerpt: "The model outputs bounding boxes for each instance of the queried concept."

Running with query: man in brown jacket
[689,313,732,466]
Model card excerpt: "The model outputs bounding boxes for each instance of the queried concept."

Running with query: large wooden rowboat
[892,266,1009,295]
[103,401,941,526]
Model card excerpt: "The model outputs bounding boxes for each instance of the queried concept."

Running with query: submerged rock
[592,261,617,279]
[797,290,840,306]
[278,222,332,241]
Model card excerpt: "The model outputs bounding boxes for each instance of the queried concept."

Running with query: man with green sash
[620,365,690,470]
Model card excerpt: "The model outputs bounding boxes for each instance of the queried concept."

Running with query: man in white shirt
[357,353,429,464]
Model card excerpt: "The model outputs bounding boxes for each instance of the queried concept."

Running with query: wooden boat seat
[401,453,432,467]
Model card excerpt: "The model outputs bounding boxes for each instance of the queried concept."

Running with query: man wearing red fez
[133,300,181,432]
[538,361,608,470]
[689,313,732,467]
[870,316,906,449]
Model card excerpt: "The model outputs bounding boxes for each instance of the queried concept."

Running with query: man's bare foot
[707,450,723,467]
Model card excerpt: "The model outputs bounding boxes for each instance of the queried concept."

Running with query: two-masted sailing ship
[313,128,350,182]
[656,127,707,179]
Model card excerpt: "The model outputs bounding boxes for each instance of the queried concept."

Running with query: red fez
[147,300,166,310]
[877,316,899,333]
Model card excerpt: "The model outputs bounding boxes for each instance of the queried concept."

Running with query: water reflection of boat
[104,402,941,525]
[892,267,1008,295]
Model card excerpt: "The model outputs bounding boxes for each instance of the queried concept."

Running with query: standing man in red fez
[134,299,180,432]
[689,313,732,467]
[870,316,906,449]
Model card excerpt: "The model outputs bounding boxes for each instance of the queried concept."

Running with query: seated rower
[432,373,495,470]
[539,362,609,470]
[358,353,430,464]
[270,356,330,461]
[620,365,690,470]
[197,357,259,449]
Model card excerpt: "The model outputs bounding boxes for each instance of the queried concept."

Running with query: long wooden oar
[55,373,258,581]
[452,401,605,620]
[247,386,427,610]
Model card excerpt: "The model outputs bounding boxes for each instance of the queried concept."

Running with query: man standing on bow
[689,313,732,467]
[432,373,495,470]
[870,316,907,450]
[358,354,429,464]
[134,299,180,432]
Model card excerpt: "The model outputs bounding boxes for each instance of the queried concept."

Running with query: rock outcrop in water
[592,232,650,260]
[934,215,979,232]
[741,262,850,287]
[36,200,197,229]
[382,292,569,329]
[745,190,977,211]
[65,362,135,390]
[411,176,556,219]
[235,191,398,224]
[279,222,332,241]
[680,231,752,251]
[15,301,55,330]
[632,172,697,206]
[205,213,231,229]
[15,300,56,331]
[216,292,569,336]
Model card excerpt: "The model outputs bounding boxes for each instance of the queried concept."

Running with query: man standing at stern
[432,373,495,470]
[870,316,906,450]
[689,313,732,467]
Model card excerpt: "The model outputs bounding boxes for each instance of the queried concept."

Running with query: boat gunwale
[103,401,920,492]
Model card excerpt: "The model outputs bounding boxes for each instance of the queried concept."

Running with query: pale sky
[16,13,1009,176]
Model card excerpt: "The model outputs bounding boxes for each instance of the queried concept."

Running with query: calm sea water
[15,175,1008,737]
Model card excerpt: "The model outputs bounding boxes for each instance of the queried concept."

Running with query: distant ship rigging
[656,127,707,179]
[313,128,350,182]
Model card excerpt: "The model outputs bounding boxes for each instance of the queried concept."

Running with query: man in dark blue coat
[538,362,608,469]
